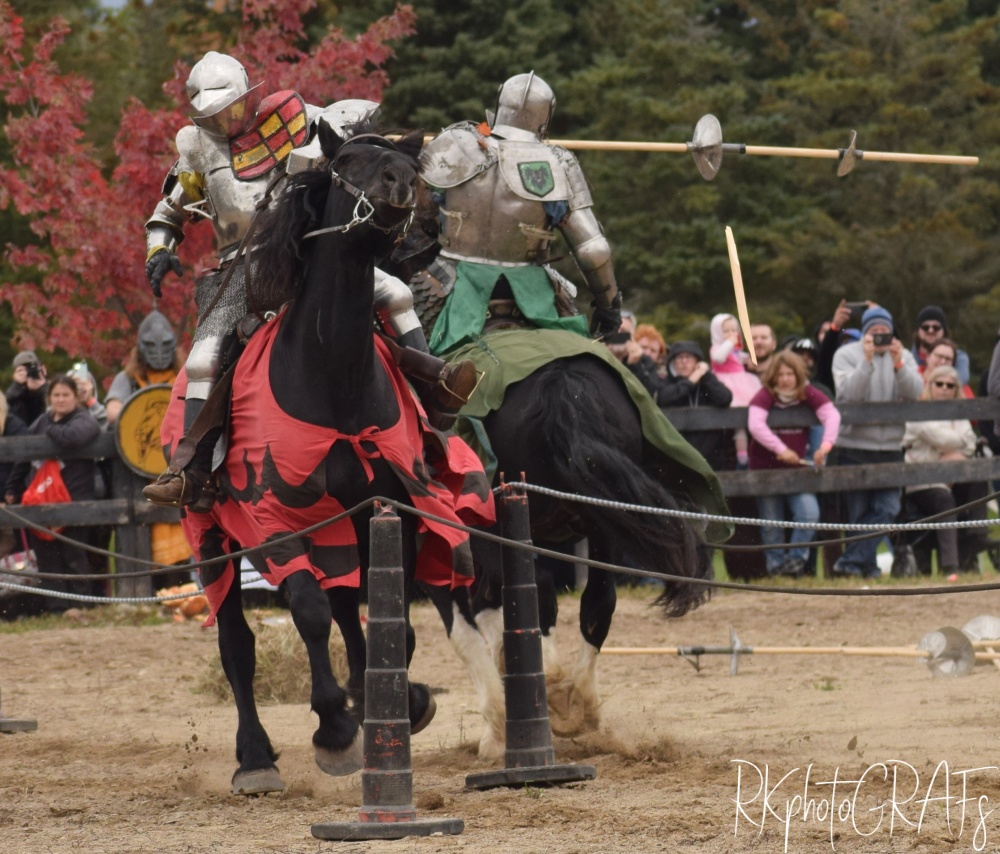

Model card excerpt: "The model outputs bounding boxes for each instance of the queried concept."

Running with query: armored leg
[374,269,478,429]
[143,335,225,510]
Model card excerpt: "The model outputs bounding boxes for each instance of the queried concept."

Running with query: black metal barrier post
[466,478,595,790]
[312,503,463,841]
[0,686,37,734]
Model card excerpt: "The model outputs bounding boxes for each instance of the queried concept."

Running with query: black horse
[174,122,497,794]
[468,354,716,734]
[388,219,722,739]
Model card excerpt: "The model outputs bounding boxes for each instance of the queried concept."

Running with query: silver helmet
[138,310,177,371]
[186,51,264,139]
[491,72,556,139]
[322,99,382,136]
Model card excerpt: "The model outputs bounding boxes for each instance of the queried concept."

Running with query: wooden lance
[549,115,978,180]
[724,226,756,366]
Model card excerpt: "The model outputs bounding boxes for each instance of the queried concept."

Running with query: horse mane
[248,167,331,313]
[248,119,423,314]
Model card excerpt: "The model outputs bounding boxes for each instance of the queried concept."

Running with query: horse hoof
[315,728,363,776]
[411,693,437,735]
[478,729,505,761]
[547,679,599,737]
[231,767,285,796]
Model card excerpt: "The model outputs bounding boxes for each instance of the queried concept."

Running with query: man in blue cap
[830,305,923,578]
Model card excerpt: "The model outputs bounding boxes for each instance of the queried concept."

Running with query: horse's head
[250,123,424,313]
[318,121,423,232]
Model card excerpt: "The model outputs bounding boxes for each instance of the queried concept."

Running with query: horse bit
[302,134,415,242]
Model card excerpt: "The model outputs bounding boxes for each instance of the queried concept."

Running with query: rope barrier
[0,500,370,580]
[2,481,1000,605]
[513,482,1000,532]
[0,582,201,606]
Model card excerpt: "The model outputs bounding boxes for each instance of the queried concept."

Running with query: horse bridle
[302,134,415,240]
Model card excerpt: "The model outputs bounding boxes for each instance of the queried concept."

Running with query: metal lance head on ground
[603,623,1000,677]
[959,615,1000,674]
[917,626,975,678]
[961,614,1000,642]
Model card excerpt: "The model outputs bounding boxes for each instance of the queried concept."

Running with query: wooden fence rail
[0,432,179,597]
[0,397,996,597]
[664,397,1000,497]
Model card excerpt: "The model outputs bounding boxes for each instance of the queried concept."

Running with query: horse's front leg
[215,560,285,795]
[328,586,365,724]
[470,530,505,674]
[285,571,362,776]
[547,562,615,737]
[426,584,505,760]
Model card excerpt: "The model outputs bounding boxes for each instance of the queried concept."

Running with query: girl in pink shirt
[709,313,761,467]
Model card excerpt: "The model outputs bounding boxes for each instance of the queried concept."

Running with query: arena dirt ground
[3,582,1000,854]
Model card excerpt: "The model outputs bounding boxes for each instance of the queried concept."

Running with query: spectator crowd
[0,312,193,618]
[1,298,998,618]
[612,300,998,581]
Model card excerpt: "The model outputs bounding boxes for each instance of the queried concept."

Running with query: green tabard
[429,261,589,356]
[444,328,732,543]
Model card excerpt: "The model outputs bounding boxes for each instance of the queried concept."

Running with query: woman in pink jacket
[747,351,841,577]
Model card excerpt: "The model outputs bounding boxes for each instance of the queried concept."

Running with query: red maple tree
[0,0,415,373]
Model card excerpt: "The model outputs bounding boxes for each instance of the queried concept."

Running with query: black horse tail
[528,361,713,618]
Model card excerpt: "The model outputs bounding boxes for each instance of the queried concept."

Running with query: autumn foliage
[0,0,415,371]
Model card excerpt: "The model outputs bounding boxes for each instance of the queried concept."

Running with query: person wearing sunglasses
[911,305,970,386]
[922,338,974,398]
[901,365,988,575]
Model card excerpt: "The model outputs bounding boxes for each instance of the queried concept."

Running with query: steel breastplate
[203,167,272,258]
[177,127,277,260]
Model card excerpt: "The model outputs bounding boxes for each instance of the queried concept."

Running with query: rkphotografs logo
[732,759,996,852]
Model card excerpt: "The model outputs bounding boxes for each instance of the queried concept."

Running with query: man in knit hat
[659,340,733,466]
[911,305,970,385]
[830,305,923,578]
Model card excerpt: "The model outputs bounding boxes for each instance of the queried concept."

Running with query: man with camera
[6,350,48,427]
[830,305,923,578]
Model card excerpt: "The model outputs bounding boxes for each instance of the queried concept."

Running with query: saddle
[482,299,533,334]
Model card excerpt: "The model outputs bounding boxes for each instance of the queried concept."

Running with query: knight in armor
[141,51,477,509]
[105,309,183,427]
[413,71,622,355]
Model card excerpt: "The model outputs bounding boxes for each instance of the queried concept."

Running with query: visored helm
[321,99,382,136]
[186,51,264,139]
[491,71,556,138]
[138,310,177,371]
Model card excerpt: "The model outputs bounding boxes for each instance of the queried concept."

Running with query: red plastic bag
[21,459,72,541]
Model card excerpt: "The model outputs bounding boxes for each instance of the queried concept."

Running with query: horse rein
[302,134,415,241]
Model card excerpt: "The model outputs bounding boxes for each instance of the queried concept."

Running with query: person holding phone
[607,315,676,404]
[6,351,48,427]
[814,299,869,393]
[830,305,923,578]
